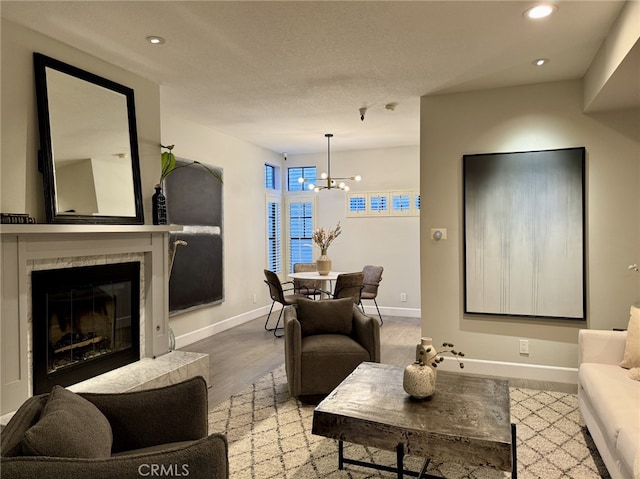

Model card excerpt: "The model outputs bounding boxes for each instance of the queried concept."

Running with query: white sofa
[578,329,640,479]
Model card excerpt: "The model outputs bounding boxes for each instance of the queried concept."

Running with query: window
[288,167,316,192]
[347,194,367,215]
[346,190,419,217]
[369,193,389,214]
[391,193,411,212]
[288,200,314,273]
[266,196,281,273]
[264,164,276,189]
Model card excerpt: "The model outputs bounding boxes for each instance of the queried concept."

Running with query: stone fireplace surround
[0,225,208,419]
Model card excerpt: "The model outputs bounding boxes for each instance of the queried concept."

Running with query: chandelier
[299,133,361,192]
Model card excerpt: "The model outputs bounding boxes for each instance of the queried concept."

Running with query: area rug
[208,365,609,478]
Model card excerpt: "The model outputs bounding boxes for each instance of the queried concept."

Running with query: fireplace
[31,262,141,394]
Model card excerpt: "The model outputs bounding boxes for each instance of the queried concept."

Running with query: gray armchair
[1,376,228,479]
[284,297,380,398]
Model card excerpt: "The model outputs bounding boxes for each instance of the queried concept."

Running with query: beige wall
[160,114,282,338]
[286,146,421,311]
[1,19,161,221]
[420,79,640,369]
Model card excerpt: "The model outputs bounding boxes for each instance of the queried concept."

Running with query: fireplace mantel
[0,224,182,415]
[0,224,181,234]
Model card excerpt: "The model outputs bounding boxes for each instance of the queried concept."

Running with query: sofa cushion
[620,305,640,369]
[22,386,113,458]
[0,395,48,457]
[579,363,640,446]
[297,297,353,337]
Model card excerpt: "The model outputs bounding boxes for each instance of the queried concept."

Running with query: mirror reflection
[34,53,144,224]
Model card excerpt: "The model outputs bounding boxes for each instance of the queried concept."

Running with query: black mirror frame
[34,52,144,225]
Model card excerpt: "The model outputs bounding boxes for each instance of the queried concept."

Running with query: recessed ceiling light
[146,36,166,45]
[532,58,550,66]
[524,4,558,19]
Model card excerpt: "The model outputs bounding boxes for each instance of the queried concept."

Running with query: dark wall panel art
[463,147,586,320]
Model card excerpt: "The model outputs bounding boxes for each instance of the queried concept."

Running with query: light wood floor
[180,313,420,407]
[180,312,576,408]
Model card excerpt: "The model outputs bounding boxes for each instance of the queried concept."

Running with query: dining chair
[292,263,322,299]
[360,265,384,325]
[332,272,364,305]
[263,269,307,337]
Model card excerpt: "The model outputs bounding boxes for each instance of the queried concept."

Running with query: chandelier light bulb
[308,183,315,190]
[343,185,350,191]
[320,172,328,180]
[297,177,305,183]
[354,175,362,182]
[338,182,346,189]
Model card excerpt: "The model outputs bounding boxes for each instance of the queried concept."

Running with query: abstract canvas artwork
[165,159,223,314]
[463,147,585,320]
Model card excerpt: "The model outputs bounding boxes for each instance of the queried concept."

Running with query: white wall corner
[583,0,640,111]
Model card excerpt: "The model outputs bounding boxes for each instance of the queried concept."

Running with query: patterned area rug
[208,365,609,478]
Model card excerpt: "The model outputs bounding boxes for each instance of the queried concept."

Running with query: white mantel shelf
[0,224,182,234]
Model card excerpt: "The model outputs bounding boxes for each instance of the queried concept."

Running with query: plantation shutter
[266,198,281,273]
[289,200,314,273]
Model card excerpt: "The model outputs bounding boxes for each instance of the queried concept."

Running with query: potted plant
[152,145,223,225]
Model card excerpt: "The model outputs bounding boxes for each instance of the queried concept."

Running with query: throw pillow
[628,368,640,382]
[297,297,353,337]
[22,385,113,458]
[620,305,640,369]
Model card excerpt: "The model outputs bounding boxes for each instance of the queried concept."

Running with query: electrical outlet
[252,293,257,304]
[519,339,529,355]
[400,292,407,302]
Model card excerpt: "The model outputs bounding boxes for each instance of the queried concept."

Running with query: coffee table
[312,362,516,479]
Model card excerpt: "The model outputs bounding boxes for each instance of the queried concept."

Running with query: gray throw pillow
[22,385,113,458]
[297,297,353,337]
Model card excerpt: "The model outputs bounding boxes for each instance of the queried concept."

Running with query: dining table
[288,271,346,298]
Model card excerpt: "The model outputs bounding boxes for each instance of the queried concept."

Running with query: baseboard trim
[173,305,273,349]
[436,357,578,384]
[175,304,422,349]
[363,305,421,318]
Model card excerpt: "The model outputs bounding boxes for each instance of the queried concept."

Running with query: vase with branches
[404,337,466,399]
[312,222,341,275]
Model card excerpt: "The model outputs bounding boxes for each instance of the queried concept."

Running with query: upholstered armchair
[284,297,380,398]
[1,376,228,479]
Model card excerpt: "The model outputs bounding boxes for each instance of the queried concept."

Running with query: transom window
[264,164,276,189]
[288,167,316,192]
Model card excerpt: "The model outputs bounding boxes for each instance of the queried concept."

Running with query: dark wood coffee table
[312,362,516,478]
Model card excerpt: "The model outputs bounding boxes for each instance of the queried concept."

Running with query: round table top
[288,271,345,281]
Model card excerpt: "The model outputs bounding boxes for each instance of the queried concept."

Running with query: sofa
[1,376,228,479]
[578,306,640,479]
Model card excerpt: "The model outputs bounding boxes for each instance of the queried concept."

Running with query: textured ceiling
[1,1,633,154]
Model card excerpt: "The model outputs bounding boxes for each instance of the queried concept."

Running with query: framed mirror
[34,53,144,224]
